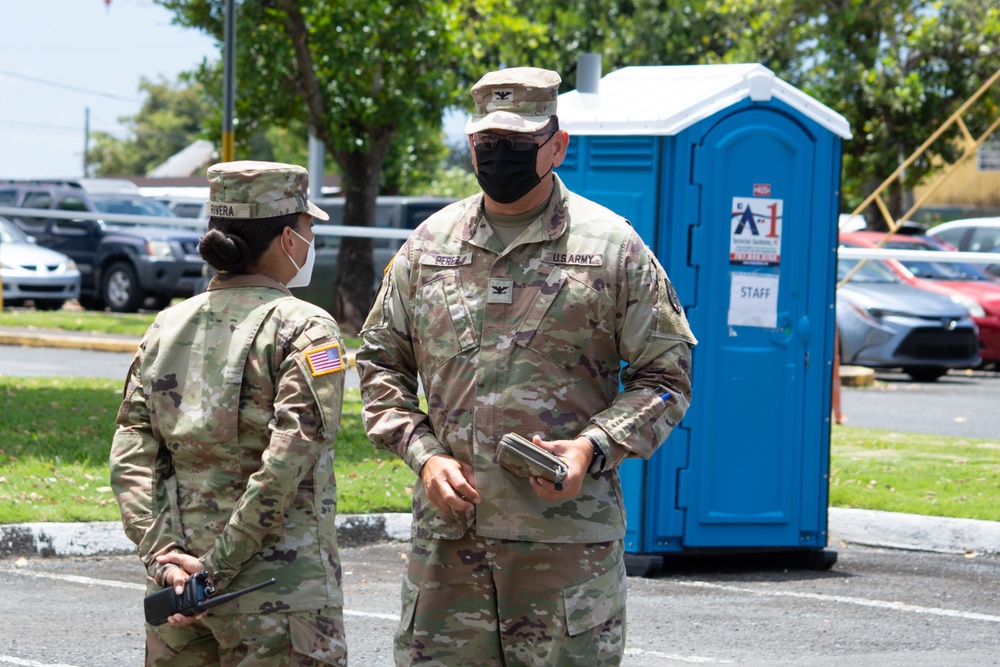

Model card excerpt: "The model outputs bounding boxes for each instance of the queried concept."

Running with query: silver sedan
[837,258,980,382]
[1,216,81,310]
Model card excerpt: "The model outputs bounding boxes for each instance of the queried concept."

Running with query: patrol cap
[206,160,329,221]
[464,67,561,134]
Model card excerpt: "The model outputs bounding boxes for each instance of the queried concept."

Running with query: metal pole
[83,107,90,177]
[308,135,325,200]
[222,0,236,162]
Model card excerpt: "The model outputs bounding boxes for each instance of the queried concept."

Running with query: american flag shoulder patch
[305,343,344,376]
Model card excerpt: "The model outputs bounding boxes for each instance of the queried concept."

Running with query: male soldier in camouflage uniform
[357,68,697,666]
[111,161,348,666]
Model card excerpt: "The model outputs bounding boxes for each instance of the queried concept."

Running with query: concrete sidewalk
[2,509,999,560]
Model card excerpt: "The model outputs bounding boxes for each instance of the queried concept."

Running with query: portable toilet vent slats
[557,64,852,573]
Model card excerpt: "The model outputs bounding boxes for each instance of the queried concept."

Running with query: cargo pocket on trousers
[289,613,347,666]
[562,557,628,636]
[397,575,420,635]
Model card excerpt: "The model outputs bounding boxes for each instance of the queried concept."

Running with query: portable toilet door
[557,64,852,565]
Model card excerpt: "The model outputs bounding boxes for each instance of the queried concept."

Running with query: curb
[0,331,139,354]
[839,365,875,387]
[0,514,412,559]
[3,510,998,560]
[828,507,1000,555]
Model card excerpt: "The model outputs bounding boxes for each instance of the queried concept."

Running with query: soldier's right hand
[420,454,480,512]
[155,553,208,628]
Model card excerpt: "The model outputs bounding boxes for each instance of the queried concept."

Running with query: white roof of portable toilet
[558,64,852,140]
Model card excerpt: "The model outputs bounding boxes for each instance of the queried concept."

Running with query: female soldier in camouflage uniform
[110,161,348,666]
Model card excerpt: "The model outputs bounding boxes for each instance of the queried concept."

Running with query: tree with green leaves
[709,0,1000,228]
[157,0,538,331]
[86,76,212,177]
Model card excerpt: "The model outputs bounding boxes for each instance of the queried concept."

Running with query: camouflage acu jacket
[357,175,696,543]
[110,274,346,614]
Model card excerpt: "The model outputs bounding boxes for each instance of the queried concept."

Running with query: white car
[1,216,81,310]
[926,217,1000,278]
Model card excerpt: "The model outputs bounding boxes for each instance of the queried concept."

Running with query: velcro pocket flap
[563,557,627,636]
[289,613,346,665]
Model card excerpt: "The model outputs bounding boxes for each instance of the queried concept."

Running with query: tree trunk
[332,133,394,333]
[279,1,395,332]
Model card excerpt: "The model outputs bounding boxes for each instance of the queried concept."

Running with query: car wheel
[32,299,66,311]
[101,261,146,313]
[903,367,948,382]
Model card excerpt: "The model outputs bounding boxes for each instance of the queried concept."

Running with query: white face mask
[283,227,316,289]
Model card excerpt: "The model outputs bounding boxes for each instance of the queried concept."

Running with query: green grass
[829,425,1000,521]
[0,375,996,524]
[0,379,409,522]
[0,309,154,337]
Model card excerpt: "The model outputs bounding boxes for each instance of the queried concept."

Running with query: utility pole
[222,0,236,162]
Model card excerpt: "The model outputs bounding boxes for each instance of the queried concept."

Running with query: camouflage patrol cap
[465,67,561,134]
[206,160,329,221]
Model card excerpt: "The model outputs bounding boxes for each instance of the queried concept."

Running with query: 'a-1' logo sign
[730,196,783,266]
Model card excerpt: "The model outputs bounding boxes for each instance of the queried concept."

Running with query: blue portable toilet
[556,64,852,573]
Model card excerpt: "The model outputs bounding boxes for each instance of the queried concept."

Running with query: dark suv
[0,180,205,312]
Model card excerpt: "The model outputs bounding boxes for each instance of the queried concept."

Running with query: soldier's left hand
[529,435,593,501]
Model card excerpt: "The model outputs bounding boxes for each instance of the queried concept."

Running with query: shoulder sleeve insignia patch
[666,279,683,314]
[306,343,345,376]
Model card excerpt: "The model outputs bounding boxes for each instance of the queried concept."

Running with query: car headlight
[146,240,175,258]
[65,259,78,271]
[850,304,908,323]
[948,294,985,318]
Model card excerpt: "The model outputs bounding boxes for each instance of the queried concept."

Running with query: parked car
[841,231,1000,369]
[289,196,455,312]
[0,180,204,312]
[836,257,980,381]
[1,216,81,310]
[925,216,1000,278]
[161,197,209,220]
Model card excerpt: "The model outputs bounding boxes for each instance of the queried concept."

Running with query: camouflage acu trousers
[145,607,347,667]
[395,530,627,666]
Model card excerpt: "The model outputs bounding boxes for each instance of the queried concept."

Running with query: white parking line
[344,609,398,621]
[2,569,144,591]
[1,569,399,622]
[624,647,734,663]
[669,579,1000,623]
[0,656,83,667]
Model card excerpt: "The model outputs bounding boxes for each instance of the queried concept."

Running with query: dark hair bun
[199,228,252,273]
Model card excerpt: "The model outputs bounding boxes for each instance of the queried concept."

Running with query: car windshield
[883,240,996,281]
[0,218,29,243]
[837,258,899,283]
[91,196,176,217]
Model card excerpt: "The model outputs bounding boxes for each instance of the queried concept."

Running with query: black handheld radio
[144,572,276,626]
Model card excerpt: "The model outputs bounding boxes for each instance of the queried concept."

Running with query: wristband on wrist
[584,434,606,473]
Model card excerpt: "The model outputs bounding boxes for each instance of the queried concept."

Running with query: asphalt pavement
[1,325,998,560]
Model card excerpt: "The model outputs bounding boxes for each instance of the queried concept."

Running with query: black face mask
[474,134,554,204]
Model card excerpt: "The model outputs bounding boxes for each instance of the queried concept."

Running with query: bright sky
[0,0,218,180]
